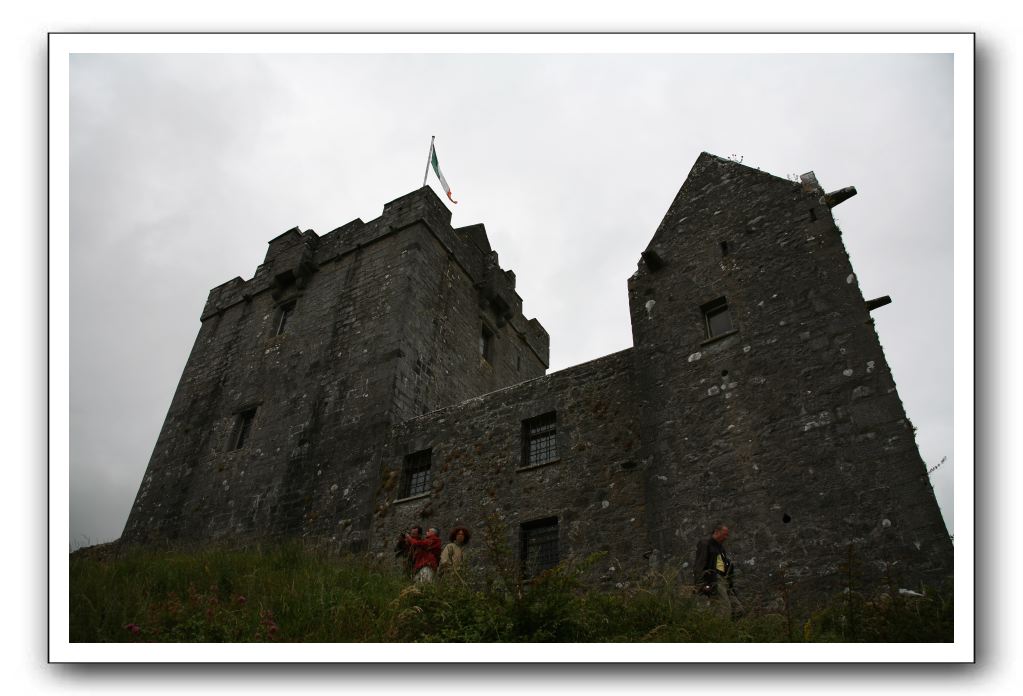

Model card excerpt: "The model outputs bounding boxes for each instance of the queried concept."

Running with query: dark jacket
[394,533,419,576]
[693,536,733,588]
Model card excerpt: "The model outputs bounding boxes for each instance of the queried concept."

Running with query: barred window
[522,412,558,468]
[521,517,559,577]
[400,449,432,498]
[702,297,734,339]
[232,408,257,450]
[276,300,297,336]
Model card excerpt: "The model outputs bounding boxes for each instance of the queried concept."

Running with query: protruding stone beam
[824,186,858,208]
[865,295,892,312]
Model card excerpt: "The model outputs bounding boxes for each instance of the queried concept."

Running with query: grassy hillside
[69,542,952,643]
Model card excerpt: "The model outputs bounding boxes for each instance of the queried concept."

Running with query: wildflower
[124,623,141,636]
[236,595,247,605]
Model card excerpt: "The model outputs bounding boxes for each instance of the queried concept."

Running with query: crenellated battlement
[198,187,548,367]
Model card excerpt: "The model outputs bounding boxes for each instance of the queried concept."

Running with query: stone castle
[122,152,952,602]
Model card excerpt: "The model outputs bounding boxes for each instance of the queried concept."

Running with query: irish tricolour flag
[426,138,457,204]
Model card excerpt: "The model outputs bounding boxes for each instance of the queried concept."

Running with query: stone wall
[372,349,648,582]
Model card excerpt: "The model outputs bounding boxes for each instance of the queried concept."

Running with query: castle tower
[628,153,951,597]
[122,187,548,548]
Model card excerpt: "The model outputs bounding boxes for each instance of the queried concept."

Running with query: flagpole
[422,135,435,188]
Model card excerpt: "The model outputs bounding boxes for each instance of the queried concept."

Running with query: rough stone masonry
[122,152,952,605]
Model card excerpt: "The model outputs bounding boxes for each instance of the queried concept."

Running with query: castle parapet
[201,276,246,320]
[197,185,548,366]
[263,227,319,298]
[382,186,453,236]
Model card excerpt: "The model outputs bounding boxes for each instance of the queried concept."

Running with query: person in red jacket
[405,526,442,584]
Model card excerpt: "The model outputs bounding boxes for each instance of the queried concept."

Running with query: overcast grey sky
[69,51,954,549]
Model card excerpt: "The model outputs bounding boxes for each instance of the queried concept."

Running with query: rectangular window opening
[400,448,432,499]
[702,297,734,339]
[809,207,818,221]
[720,240,730,257]
[480,323,494,362]
[232,408,257,450]
[276,300,297,336]
[521,517,559,578]
[522,411,558,468]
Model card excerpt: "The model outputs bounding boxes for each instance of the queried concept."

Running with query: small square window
[400,449,432,498]
[521,517,559,578]
[480,323,494,362]
[232,408,257,450]
[702,297,734,339]
[275,300,297,336]
[522,412,558,468]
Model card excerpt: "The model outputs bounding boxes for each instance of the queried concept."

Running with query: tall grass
[70,542,407,642]
[69,542,952,643]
